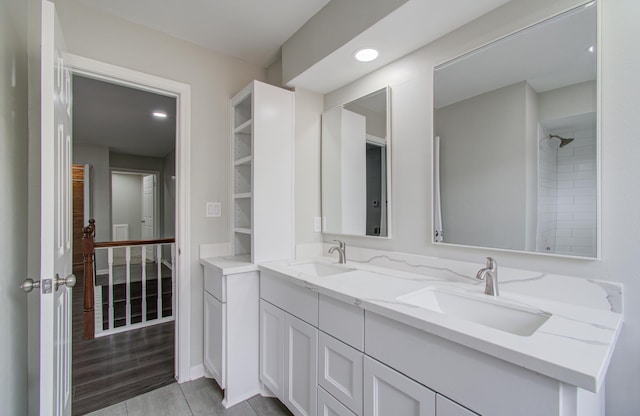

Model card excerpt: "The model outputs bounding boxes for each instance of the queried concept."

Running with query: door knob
[20,278,40,293]
[54,273,76,290]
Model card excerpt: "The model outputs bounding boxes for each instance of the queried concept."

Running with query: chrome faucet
[476,257,499,296]
[328,240,346,264]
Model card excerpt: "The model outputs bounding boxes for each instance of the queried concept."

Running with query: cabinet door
[364,356,435,416]
[284,313,318,416]
[204,292,225,388]
[436,394,479,416]
[318,332,363,415]
[318,387,357,416]
[260,300,285,398]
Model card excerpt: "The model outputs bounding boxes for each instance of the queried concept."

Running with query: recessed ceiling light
[354,48,379,62]
[153,111,167,119]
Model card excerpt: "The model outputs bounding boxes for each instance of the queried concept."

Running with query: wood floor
[72,269,176,416]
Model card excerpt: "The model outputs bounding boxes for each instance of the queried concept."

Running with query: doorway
[67,55,191,413]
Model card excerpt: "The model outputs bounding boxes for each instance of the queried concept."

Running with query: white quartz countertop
[200,255,258,275]
[258,257,623,393]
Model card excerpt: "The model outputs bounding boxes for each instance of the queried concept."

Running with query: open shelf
[234,156,252,166]
[234,119,252,134]
[234,164,251,194]
[234,193,251,199]
[234,132,252,160]
[234,95,252,128]
[234,227,252,235]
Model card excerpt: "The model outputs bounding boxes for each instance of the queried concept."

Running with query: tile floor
[85,378,292,416]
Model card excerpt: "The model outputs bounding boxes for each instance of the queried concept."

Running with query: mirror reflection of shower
[549,134,574,148]
[536,112,597,257]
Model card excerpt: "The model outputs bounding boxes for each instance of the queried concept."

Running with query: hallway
[72,271,175,415]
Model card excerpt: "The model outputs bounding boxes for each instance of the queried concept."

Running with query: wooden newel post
[82,219,96,340]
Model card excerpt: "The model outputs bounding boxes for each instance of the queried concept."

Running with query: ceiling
[73,75,177,158]
[74,0,330,67]
[287,0,512,93]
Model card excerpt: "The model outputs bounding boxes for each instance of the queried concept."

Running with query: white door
[284,313,318,416]
[142,174,155,258]
[204,291,225,387]
[39,1,74,414]
[259,300,285,399]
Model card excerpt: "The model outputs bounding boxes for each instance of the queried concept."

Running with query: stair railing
[82,219,176,339]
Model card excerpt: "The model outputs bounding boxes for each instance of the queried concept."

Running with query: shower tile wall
[536,126,558,253]
[554,126,597,257]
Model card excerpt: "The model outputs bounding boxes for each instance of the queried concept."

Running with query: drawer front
[204,266,226,302]
[436,394,479,416]
[261,271,318,326]
[318,332,363,416]
[364,311,560,416]
[364,356,435,416]
[319,294,364,351]
[317,387,357,416]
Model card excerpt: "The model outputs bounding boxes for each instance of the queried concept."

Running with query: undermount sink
[288,261,354,277]
[397,288,550,336]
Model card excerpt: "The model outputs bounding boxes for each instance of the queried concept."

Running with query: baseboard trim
[189,364,206,381]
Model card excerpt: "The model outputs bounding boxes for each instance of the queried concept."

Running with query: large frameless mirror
[433,3,597,258]
[322,87,391,237]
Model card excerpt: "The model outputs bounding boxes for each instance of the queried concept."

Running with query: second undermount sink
[288,261,354,277]
[396,288,550,336]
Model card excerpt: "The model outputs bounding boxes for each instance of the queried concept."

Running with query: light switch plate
[206,202,221,217]
[314,216,322,232]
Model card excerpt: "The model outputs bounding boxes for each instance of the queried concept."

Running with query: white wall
[435,82,528,250]
[282,0,408,84]
[111,173,143,240]
[294,89,324,246]
[316,0,640,413]
[52,0,265,370]
[110,152,165,236]
[0,0,29,413]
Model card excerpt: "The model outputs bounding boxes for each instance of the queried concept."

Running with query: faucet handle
[333,239,345,249]
[485,257,496,270]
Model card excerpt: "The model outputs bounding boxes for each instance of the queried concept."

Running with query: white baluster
[157,244,162,319]
[141,246,147,323]
[171,243,176,318]
[108,248,114,330]
[125,246,131,326]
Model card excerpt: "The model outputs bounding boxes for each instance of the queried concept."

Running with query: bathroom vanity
[251,250,622,416]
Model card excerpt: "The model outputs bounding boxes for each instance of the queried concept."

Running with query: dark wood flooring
[72,267,176,416]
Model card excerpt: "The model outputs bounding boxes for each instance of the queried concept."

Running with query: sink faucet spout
[476,257,499,296]
[329,240,347,264]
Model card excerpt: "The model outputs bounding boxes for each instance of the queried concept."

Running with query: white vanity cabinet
[364,356,436,416]
[230,80,294,263]
[260,272,319,416]
[202,263,260,408]
[259,299,318,416]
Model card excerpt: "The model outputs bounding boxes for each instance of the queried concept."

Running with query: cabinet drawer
[364,356,435,416]
[204,266,226,302]
[261,271,318,326]
[318,332,363,416]
[319,294,364,351]
[318,387,357,416]
[437,394,479,416]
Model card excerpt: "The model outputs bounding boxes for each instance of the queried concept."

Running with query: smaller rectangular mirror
[322,87,391,237]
